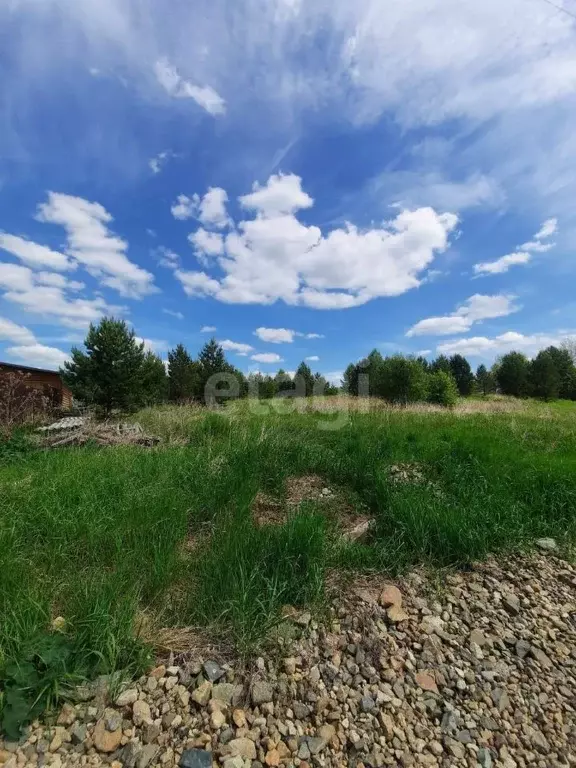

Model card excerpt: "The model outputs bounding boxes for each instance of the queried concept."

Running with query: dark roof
[0,360,65,376]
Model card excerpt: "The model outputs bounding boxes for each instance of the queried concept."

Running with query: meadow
[1,396,576,733]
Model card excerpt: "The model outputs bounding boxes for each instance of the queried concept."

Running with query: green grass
[1,398,576,734]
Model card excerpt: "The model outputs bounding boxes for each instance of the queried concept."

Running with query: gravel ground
[1,551,575,768]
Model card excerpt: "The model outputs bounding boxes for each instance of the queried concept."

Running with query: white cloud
[407,293,519,336]
[198,188,230,229]
[171,194,197,221]
[473,252,531,276]
[254,327,296,344]
[3,284,120,329]
[0,263,36,292]
[4,343,70,370]
[189,229,225,258]
[173,188,230,229]
[201,325,216,333]
[417,349,432,356]
[156,247,180,269]
[239,173,314,217]
[0,316,37,346]
[136,337,168,354]
[163,309,184,320]
[474,218,558,276]
[149,150,174,175]
[304,332,324,339]
[154,58,226,116]
[36,192,157,298]
[324,370,344,386]
[534,218,558,240]
[251,352,283,363]
[0,234,72,271]
[174,174,458,309]
[220,339,254,355]
[437,330,573,358]
[306,355,320,361]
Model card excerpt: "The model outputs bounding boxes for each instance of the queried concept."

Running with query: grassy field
[1,396,576,733]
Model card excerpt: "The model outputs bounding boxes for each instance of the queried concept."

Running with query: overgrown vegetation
[1,398,576,734]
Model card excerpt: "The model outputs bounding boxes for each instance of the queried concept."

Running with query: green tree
[495,352,530,397]
[476,364,496,396]
[295,361,315,397]
[529,349,561,401]
[274,368,293,394]
[377,355,428,404]
[196,338,235,403]
[61,317,145,414]
[427,370,458,408]
[343,363,359,396]
[543,346,576,399]
[141,351,168,405]
[431,355,451,375]
[167,344,197,401]
[449,354,474,396]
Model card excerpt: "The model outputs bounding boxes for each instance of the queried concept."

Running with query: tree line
[61,318,338,414]
[60,318,576,414]
[343,343,576,406]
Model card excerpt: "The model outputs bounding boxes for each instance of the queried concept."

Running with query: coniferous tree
[449,354,474,396]
[431,355,452,375]
[61,317,145,414]
[295,361,315,397]
[167,344,197,401]
[141,351,169,405]
[529,349,561,401]
[476,364,496,396]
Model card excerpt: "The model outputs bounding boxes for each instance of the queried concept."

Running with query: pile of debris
[37,418,160,448]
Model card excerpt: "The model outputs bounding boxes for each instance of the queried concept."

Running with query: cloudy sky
[1,0,575,380]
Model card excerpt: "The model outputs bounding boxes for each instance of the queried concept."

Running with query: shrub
[0,372,50,434]
[427,370,459,408]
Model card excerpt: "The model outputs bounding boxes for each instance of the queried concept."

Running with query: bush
[376,356,428,404]
[427,370,459,407]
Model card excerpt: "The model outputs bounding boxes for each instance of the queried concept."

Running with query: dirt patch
[387,462,427,485]
[252,475,375,543]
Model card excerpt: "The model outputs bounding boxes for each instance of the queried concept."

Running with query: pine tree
[476,364,495,396]
[343,363,359,396]
[431,355,451,374]
[197,338,233,403]
[529,350,561,401]
[275,368,293,394]
[61,317,145,414]
[141,351,168,405]
[449,354,474,396]
[295,361,315,397]
[544,346,576,399]
[167,344,197,401]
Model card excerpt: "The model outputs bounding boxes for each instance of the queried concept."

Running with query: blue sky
[1,0,576,383]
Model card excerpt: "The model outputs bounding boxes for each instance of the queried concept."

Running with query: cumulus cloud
[474,218,558,276]
[173,188,230,229]
[0,234,72,271]
[407,294,519,337]
[189,229,225,258]
[220,340,254,355]
[0,315,70,369]
[5,343,70,370]
[251,352,283,363]
[154,58,226,116]
[37,192,157,298]
[174,174,458,309]
[437,330,573,358]
[255,327,296,343]
[0,316,37,346]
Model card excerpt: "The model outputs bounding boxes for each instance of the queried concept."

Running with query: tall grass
[1,401,575,732]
